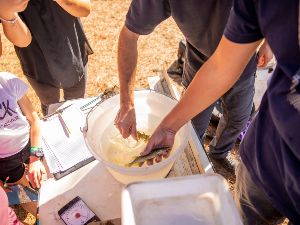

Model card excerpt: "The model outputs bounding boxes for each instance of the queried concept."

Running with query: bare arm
[54,0,91,17]
[114,26,140,139]
[143,36,261,154]
[18,95,45,188]
[164,36,260,131]
[18,95,41,148]
[118,26,139,109]
[0,0,32,47]
[1,13,31,48]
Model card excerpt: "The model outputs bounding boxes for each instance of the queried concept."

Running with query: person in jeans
[114,0,272,170]
[143,0,300,223]
[14,0,93,115]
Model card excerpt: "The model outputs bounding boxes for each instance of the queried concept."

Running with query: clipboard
[53,157,95,180]
[41,104,95,180]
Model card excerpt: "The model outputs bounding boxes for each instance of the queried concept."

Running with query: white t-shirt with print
[0,72,30,158]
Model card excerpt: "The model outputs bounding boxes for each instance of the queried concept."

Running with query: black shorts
[0,142,30,183]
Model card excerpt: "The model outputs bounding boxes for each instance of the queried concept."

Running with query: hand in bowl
[140,125,176,166]
[114,104,138,140]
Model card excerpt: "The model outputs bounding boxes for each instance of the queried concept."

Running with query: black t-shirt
[15,0,93,88]
[126,0,256,86]
[225,0,300,223]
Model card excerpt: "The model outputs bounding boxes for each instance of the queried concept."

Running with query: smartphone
[58,196,100,225]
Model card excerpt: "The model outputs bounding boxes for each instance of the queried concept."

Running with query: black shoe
[208,152,238,172]
[167,60,183,77]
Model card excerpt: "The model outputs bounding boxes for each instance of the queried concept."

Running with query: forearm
[118,26,139,106]
[2,13,31,47]
[162,36,261,132]
[54,0,91,17]
[18,96,41,147]
[29,116,41,163]
[29,116,41,148]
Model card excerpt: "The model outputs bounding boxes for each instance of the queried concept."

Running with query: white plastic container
[84,90,190,184]
[122,174,243,225]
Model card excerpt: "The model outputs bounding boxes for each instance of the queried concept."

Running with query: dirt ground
[0,0,288,224]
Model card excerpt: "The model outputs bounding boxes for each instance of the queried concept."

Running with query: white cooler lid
[122,174,243,225]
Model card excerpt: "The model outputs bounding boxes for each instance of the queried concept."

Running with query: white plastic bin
[122,174,243,225]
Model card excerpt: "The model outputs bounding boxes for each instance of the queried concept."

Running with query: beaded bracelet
[0,16,18,24]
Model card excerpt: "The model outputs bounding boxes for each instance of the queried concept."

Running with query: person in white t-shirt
[0,0,45,190]
[0,72,46,189]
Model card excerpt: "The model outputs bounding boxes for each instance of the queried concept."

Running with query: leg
[63,70,86,101]
[209,74,255,158]
[26,76,60,116]
[191,103,216,141]
[15,175,37,216]
[0,143,38,216]
[235,162,285,225]
[167,39,186,77]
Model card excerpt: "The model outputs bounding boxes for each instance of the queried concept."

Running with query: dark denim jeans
[183,60,255,158]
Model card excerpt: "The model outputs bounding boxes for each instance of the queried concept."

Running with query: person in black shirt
[143,0,300,223]
[114,0,272,170]
[15,0,93,115]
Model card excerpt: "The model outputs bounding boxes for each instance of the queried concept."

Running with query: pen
[58,113,71,135]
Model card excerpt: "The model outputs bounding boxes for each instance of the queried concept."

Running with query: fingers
[28,162,45,189]
[28,172,36,189]
[138,153,165,167]
[257,55,266,67]
[131,125,138,140]
[120,124,131,139]
[142,142,154,156]
[114,106,137,139]
[41,164,46,175]
[34,170,40,188]
[155,155,162,163]
[146,159,153,166]
[114,113,137,139]
[162,150,170,158]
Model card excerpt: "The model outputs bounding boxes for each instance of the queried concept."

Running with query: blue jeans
[208,74,255,157]
[189,73,255,158]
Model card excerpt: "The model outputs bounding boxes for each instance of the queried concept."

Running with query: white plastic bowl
[84,90,190,184]
[122,174,243,225]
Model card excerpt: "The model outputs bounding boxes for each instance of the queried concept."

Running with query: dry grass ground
[1,0,180,224]
[0,0,181,116]
[0,1,288,225]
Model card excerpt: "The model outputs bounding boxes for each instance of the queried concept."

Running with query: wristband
[30,146,44,157]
